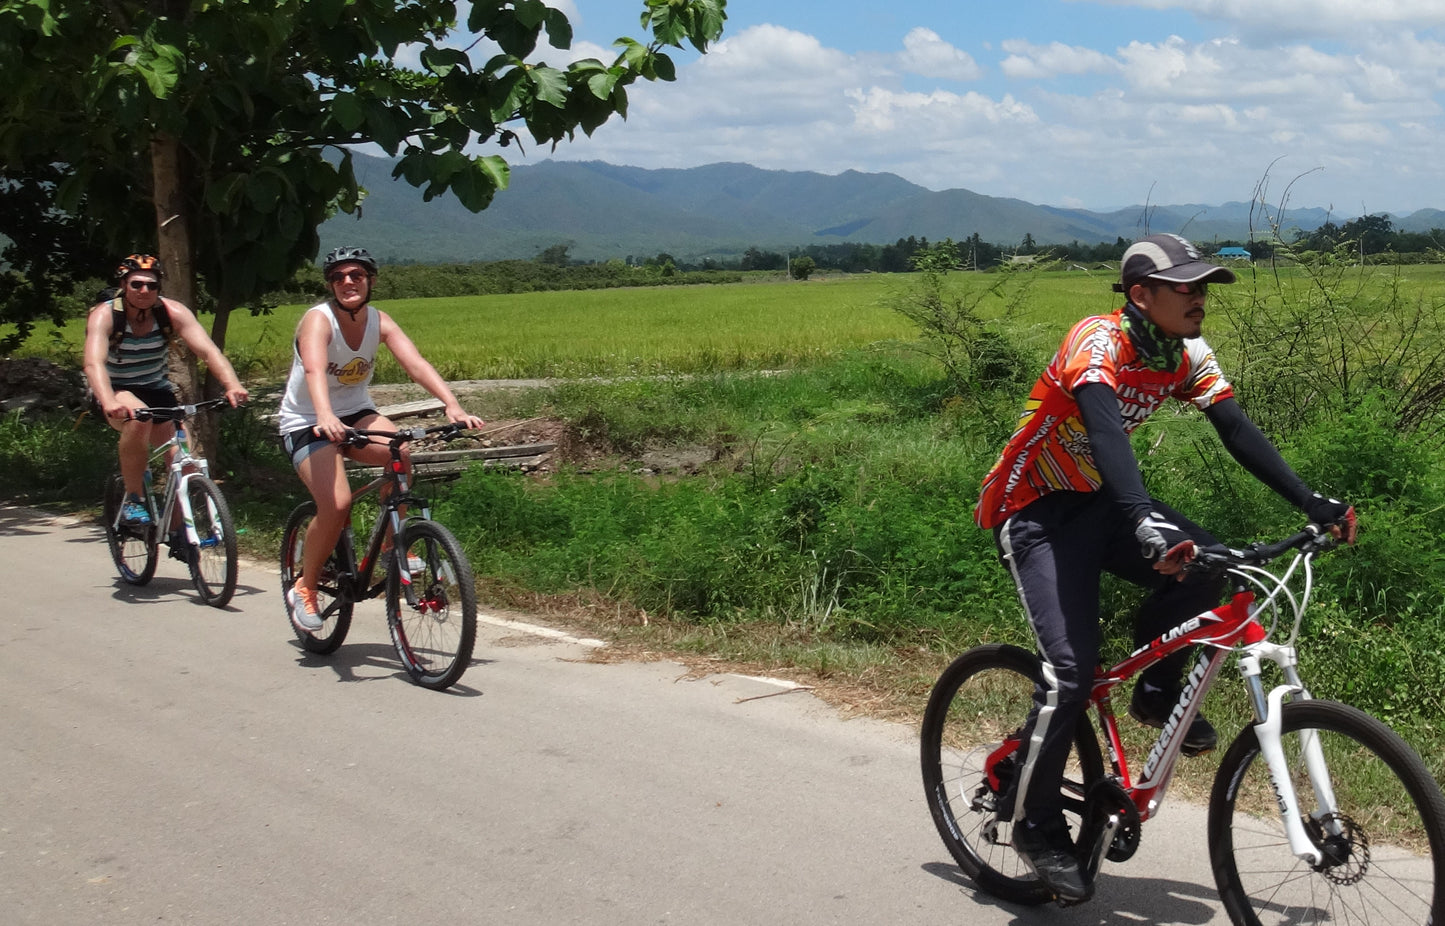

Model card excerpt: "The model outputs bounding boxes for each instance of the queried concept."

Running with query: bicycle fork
[159,468,214,550]
[1238,642,1338,867]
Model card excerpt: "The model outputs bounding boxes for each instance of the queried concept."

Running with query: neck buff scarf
[1121,301,1183,371]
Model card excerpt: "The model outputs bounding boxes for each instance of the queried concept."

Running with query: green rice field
[14,262,1445,384]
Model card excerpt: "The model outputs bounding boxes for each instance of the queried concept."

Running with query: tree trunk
[150,133,219,461]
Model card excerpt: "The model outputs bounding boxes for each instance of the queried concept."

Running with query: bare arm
[166,299,249,406]
[377,312,485,429]
[81,303,125,417]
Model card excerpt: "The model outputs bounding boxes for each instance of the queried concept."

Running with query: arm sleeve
[1203,397,1314,509]
[1075,382,1153,523]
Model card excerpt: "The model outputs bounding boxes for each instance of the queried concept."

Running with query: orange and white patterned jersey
[974,308,1233,529]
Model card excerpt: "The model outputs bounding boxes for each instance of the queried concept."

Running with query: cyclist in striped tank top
[83,255,248,525]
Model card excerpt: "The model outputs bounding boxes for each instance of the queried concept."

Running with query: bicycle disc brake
[1307,812,1369,884]
[1079,778,1141,879]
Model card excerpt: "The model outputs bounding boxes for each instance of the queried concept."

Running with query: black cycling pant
[994,490,1224,825]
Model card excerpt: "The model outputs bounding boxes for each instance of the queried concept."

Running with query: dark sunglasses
[328,270,370,284]
[127,280,160,292]
[1152,280,1207,297]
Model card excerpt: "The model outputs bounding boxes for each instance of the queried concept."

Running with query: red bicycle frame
[1087,587,1269,821]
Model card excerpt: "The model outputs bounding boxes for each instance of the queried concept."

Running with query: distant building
[1216,246,1252,260]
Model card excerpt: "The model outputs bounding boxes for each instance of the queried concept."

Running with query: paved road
[0,505,1235,925]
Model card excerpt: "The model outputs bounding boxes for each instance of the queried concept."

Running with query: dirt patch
[0,357,87,414]
[368,380,721,476]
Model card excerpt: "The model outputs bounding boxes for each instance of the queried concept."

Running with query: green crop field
[14,262,1445,384]
[221,262,1445,385]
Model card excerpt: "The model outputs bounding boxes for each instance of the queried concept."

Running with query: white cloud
[1078,0,1445,37]
[999,40,1120,79]
[480,7,1445,213]
[898,27,982,81]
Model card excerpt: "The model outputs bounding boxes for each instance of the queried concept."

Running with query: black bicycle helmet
[322,246,378,278]
[115,253,165,281]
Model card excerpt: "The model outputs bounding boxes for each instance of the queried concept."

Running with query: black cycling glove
[1304,493,1351,527]
[1135,512,1195,562]
[1304,493,1358,543]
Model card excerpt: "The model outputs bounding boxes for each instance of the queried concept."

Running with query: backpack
[107,296,175,355]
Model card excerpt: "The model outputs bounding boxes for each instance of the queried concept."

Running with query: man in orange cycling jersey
[975,233,1356,902]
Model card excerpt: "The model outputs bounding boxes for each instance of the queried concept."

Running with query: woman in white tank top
[279,246,485,634]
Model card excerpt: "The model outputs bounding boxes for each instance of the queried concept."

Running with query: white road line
[478,611,607,648]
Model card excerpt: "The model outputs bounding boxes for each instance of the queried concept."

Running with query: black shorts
[89,384,178,422]
[281,408,378,468]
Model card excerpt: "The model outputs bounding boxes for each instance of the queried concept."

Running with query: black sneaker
[1012,815,1093,904]
[168,529,188,562]
[1129,682,1218,756]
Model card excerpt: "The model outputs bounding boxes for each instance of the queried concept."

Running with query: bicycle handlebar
[131,397,235,422]
[341,422,470,448]
[1191,524,1338,570]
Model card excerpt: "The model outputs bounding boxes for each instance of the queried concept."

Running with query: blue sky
[462,2,1445,215]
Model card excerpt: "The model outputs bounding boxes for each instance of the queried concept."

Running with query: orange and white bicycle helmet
[115,253,165,281]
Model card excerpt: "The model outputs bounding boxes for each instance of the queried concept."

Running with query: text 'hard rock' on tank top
[276,302,380,434]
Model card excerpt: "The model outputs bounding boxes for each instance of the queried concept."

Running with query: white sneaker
[286,584,324,633]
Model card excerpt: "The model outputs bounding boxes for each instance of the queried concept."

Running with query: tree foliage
[0,0,728,349]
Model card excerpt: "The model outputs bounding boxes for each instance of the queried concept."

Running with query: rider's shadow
[106,577,268,612]
[924,863,1223,925]
[291,639,493,697]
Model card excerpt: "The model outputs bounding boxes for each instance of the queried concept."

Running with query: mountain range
[318,153,1445,265]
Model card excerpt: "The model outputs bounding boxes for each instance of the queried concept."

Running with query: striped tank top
[106,306,171,391]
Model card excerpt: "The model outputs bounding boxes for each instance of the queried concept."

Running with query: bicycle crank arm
[1080,815,1120,882]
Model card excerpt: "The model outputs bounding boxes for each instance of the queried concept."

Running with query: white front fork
[1241,643,1339,866]
[163,468,206,548]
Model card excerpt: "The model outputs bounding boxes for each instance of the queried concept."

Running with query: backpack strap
[107,296,175,354]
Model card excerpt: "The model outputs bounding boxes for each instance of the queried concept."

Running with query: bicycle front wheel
[103,473,157,585]
[385,519,476,691]
[183,474,238,608]
[920,643,1106,905]
[1210,699,1445,926]
[280,501,352,654]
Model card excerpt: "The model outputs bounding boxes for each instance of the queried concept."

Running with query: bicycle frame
[331,475,425,601]
[1081,536,1338,867]
[123,402,221,549]
[324,427,440,608]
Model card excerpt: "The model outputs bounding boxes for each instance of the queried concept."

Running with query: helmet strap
[122,289,150,321]
[330,294,366,321]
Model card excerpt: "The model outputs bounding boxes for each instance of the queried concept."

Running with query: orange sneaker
[286,584,323,633]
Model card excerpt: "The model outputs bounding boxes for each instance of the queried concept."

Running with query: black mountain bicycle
[279,424,478,691]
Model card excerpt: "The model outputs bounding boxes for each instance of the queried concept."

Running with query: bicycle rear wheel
[920,643,1106,905]
[183,474,238,608]
[103,473,157,585]
[280,501,352,654]
[385,519,476,690]
[1210,699,1445,926]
